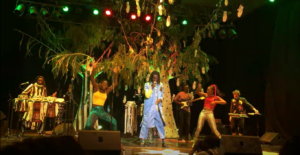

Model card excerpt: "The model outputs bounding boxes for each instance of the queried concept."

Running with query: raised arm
[195,83,207,97]
[90,63,99,92]
[214,96,226,105]
[106,72,118,94]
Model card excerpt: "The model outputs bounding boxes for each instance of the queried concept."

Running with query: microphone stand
[6,94,13,138]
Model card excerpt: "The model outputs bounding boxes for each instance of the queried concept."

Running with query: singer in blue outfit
[140,71,167,147]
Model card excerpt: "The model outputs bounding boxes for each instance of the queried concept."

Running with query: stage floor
[1,131,280,155]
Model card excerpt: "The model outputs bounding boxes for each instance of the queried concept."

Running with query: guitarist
[174,83,192,142]
[230,90,259,136]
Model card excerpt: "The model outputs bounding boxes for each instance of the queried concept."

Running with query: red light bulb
[131,14,136,19]
[145,15,151,21]
[105,10,111,16]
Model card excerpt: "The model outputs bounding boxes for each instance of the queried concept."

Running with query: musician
[174,83,191,142]
[21,76,57,135]
[84,62,118,130]
[193,84,226,144]
[140,71,167,147]
[230,90,259,136]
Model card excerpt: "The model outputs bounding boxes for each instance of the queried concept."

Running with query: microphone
[20,82,29,85]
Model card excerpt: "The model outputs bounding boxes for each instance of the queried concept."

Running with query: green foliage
[16,2,223,89]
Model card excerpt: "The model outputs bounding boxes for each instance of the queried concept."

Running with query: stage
[0,131,280,155]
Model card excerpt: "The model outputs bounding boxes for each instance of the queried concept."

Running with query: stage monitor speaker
[0,120,8,137]
[78,130,121,155]
[54,123,75,135]
[221,135,262,155]
[260,132,283,145]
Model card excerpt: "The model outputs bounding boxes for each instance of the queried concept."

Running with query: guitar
[180,97,204,109]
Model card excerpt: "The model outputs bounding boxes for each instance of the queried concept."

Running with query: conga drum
[124,101,137,135]
[54,98,65,124]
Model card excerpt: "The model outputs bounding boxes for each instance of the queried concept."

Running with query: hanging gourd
[237,4,244,18]
[201,67,205,74]
[224,0,228,6]
[176,78,180,86]
[167,59,171,67]
[194,49,198,57]
[166,15,171,27]
[123,95,127,103]
[192,81,196,90]
[126,1,130,13]
[223,11,227,22]
[137,86,141,94]
[158,5,163,16]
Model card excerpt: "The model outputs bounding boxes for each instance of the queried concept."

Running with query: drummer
[21,76,56,136]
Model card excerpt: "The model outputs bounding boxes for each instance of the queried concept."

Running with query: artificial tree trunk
[73,68,101,132]
[161,79,179,138]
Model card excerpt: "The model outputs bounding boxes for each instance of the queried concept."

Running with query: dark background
[1,0,299,139]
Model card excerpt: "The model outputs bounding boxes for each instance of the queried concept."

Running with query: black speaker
[78,130,121,155]
[260,132,283,145]
[221,135,262,155]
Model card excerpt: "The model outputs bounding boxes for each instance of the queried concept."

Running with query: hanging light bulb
[160,0,164,3]
[126,2,130,13]
[166,15,171,27]
[237,4,244,18]
[225,0,228,6]
[223,11,227,22]
[168,0,174,4]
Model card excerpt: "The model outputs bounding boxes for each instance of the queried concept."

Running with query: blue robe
[139,82,166,139]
